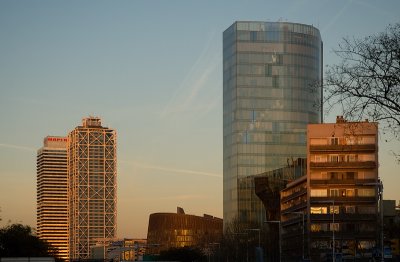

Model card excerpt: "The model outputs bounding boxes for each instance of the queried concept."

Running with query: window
[314,155,325,162]
[311,189,327,197]
[265,64,272,76]
[358,188,375,197]
[346,172,355,180]
[330,137,339,145]
[329,155,339,162]
[272,76,279,88]
[347,154,358,162]
[329,205,339,214]
[345,206,356,214]
[330,223,340,232]
[311,223,322,232]
[330,189,339,197]
[346,189,355,197]
[358,206,376,214]
[311,206,328,214]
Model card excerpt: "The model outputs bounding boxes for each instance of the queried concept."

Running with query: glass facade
[146,210,223,255]
[223,21,322,227]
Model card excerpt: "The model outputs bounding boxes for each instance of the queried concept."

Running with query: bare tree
[324,23,400,144]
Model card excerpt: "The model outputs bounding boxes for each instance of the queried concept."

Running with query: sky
[0,0,399,238]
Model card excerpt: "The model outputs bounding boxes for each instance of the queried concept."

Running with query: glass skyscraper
[223,21,323,226]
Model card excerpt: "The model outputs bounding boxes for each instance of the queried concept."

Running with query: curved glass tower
[223,21,323,226]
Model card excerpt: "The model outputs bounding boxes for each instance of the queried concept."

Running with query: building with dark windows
[280,117,380,261]
[146,207,223,255]
[254,158,306,261]
[68,117,117,260]
[37,136,69,260]
[281,174,308,261]
[305,116,379,261]
[223,21,323,227]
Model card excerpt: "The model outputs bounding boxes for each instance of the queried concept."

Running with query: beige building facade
[37,136,69,260]
[307,116,380,260]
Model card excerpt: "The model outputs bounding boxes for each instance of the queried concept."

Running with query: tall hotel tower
[37,136,69,260]
[68,117,117,259]
[223,21,323,226]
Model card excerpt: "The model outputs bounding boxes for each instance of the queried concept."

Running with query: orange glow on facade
[37,136,69,260]
[68,117,117,259]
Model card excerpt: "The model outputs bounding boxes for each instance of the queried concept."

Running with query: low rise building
[146,207,223,255]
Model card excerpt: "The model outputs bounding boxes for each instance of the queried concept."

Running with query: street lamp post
[289,211,305,260]
[264,221,281,262]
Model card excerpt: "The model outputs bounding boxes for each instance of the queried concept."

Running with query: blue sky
[0,0,399,238]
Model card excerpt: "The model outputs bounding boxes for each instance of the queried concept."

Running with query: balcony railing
[309,144,376,152]
[310,196,376,203]
[310,178,377,185]
[309,213,376,221]
[281,201,307,214]
[310,230,376,239]
[310,161,376,169]
[281,187,307,203]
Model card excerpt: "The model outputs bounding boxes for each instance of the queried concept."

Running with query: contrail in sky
[120,160,222,178]
[0,143,36,152]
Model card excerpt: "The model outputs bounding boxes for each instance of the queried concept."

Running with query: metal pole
[380,181,384,262]
[302,212,305,260]
[279,221,281,262]
[333,199,335,262]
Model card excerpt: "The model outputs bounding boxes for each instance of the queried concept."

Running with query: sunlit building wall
[68,117,117,259]
[223,21,323,227]
[146,207,223,255]
[307,117,379,260]
[37,136,69,260]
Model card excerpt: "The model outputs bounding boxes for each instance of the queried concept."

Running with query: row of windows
[310,136,376,146]
[310,205,376,214]
[235,22,319,37]
[236,52,319,67]
[230,143,306,155]
[237,42,319,59]
[225,66,319,88]
[313,154,375,163]
[234,98,317,111]
[237,64,318,78]
[310,222,375,233]
[234,87,317,101]
[311,171,376,180]
[310,188,375,197]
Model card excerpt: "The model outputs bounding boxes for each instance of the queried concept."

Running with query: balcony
[310,178,377,185]
[310,230,376,239]
[310,196,376,203]
[310,213,376,222]
[281,187,307,203]
[281,201,307,214]
[310,161,376,169]
[309,144,376,153]
[310,179,355,185]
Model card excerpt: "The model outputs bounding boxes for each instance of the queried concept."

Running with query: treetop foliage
[324,23,400,142]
